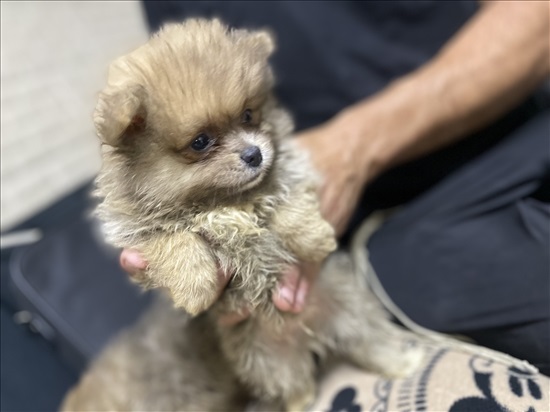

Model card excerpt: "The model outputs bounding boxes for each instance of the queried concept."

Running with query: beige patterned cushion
[312,347,549,412]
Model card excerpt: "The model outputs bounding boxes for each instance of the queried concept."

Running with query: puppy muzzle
[240,145,263,167]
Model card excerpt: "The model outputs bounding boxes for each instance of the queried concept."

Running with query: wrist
[337,79,431,181]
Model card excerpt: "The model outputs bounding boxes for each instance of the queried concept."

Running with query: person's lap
[367,107,550,374]
[138,0,550,374]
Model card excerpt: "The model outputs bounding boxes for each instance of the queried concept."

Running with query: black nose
[240,146,262,167]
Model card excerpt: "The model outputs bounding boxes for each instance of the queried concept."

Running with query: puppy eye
[242,109,253,124]
[190,133,212,152]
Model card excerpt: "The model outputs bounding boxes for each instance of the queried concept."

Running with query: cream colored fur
[62,251,423,412]
[62,19,422,411]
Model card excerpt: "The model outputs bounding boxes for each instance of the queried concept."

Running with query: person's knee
[368,212,548,335]
[368,217,463,331]
[467,321,550,376]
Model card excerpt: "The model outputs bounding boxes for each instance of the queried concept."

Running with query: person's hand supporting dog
[121,1,549,324]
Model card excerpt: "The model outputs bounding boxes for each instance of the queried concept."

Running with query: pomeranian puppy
[62,19,422,411]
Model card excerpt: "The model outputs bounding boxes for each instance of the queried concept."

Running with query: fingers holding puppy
[120,249,148,278]
[119,249,318,325]
[273,262,320,314]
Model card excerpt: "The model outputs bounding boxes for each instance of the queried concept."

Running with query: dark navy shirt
[143,1,479,130]
[142,1,549,214]
[142,3,550,370]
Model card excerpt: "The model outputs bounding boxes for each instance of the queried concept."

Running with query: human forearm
[346,0,549,178]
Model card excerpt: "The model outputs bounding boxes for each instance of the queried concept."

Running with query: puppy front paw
[148,261,219,316]
[139,231,220,316]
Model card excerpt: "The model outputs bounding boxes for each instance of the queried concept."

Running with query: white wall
[1,1,148,230]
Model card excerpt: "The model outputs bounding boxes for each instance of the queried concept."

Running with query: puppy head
[95,19,279,208]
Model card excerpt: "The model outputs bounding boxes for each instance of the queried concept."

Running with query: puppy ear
[94,82,147,147]
[249,30,275,58]
[232,28,276,59]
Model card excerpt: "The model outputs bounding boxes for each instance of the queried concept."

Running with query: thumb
[273,264,312,313]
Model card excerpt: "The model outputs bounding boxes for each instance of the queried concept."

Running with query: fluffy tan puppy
[62,19,421,411]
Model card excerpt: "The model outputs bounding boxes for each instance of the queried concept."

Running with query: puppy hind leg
[284,378,316,412]
[251,359,317,412]
[250,383,316,412]
[225,339,317,412]
[341,330,424,379]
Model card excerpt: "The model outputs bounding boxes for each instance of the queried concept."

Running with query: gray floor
[1,1,147,231]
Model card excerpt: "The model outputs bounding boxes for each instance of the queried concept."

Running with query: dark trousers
[363,107,550,375]
[145,0,550,376]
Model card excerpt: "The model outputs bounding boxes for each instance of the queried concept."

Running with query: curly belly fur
[62,249,422,412]
[212,251,412,405]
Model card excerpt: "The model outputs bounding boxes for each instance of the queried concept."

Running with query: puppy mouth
[244,171,262,184]
[240,167,268,191]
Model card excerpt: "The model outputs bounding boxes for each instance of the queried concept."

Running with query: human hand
[294,110,376,237]
[119,249,319,326]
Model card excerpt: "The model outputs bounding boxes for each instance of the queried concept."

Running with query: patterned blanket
[312,347,549,412]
